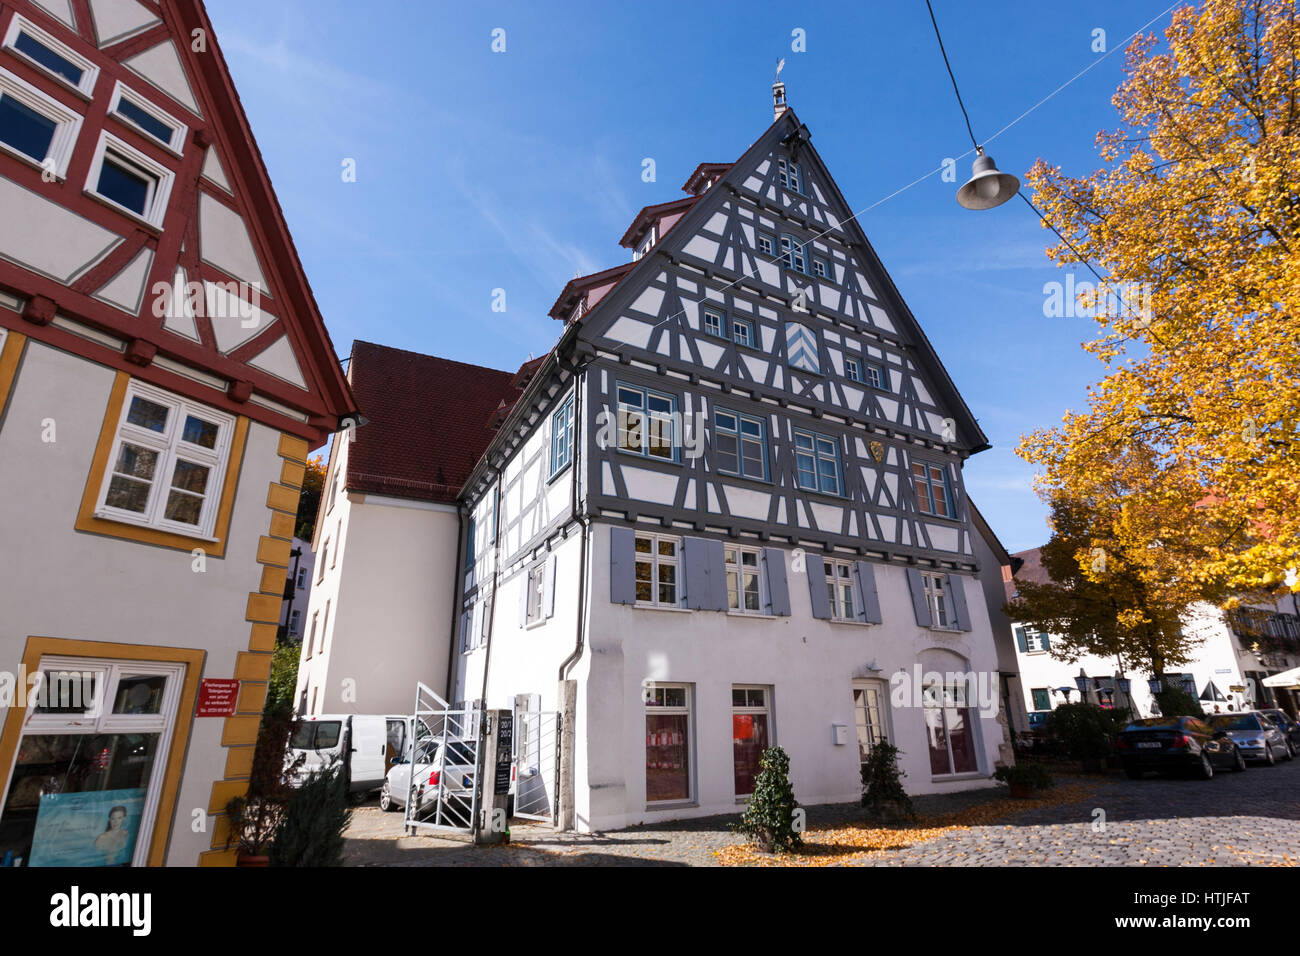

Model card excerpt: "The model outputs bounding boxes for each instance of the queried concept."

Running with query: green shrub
[1045,702,1115,761]
[269,758,350,867]
[734,746,802,853]
[860,741,915,821]
[1154,684,1204,718]
[993,762,1054,791]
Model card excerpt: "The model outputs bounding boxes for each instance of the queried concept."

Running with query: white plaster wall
[571,523,1003,832]
[0,340,282,866]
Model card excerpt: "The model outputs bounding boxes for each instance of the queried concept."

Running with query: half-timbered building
[0,0,355,865]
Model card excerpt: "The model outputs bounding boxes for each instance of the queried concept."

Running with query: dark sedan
[1116,716,1245,779]
[1208,712,1293,765]
[1257,709,1300,753]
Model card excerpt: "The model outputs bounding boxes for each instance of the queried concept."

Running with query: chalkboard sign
[494,714,513,795]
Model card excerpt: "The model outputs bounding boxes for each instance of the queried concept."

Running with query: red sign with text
[196,679,240,717]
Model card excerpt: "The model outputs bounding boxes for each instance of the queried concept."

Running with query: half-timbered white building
[438,95,1016,832]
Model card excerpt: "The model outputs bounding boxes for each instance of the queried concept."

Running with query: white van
[288,714,410,799]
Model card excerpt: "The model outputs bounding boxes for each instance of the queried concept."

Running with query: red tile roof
[345,341,521,503]
[1006,546,1048,603]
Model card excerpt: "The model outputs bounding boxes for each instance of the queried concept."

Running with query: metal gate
[403,682,482,834]
[512,705,560,823]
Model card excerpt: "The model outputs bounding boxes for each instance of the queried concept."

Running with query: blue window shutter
[609,526,636,604]
[762,547,790,616]
[707,539,727,611]
[906,568,932,627]
[1041,631,1051,650]
[1014,625,1028,653]
[807,554,830,619]
[682,537,710,610]
[946,573,972,631]
[853,561,882,624]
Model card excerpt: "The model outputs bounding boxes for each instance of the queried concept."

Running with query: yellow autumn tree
[1021,0,1300,603]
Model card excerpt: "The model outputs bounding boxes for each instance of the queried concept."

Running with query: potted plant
[861,742,915,823]
[733,746,802,853]
[224,704,302,866]
[993,762,1054,798]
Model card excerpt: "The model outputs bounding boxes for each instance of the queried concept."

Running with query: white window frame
[779,235,807,274]
[702,307,725,338]
[731,317,754,348]
[3,15,99,98]
[725,544,765,614]
[713,408,767,481]
[844,357,862,383]
[0,65,82,177]
[296,567,307,589]
[317,539,329,582]
[794,429,843,496]
[731,684,772,797]
[812,256,829,279]
[634,532,682,608]
[912,460,955,518]
[94,380,234,540]
[288,608,302,636]
[757,233,775,257]
[644,682,692,805]
[921,571,952,629]
[865,362,885,389]
[634,224,657,261]
[549,393,574,477]
[525,562,547,625]
[84,130,176,228]
[616,382,677,461]
[777,157,801,193]
[825,557,856,621]
[0,654,187,869]
[1024,630,1048,653]
[852,678,892,762]
[107,81,186,155]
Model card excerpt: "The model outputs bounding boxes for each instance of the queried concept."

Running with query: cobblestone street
[343,757,1300,866]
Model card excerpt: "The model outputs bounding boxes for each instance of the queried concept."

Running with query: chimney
[772,80,788,121]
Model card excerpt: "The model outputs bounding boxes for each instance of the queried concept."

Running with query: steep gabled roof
[344,341,519,503]
[682,163,733,195]
[1006,546,1049,603]
[547,262,635,322]
[618,196,699,248]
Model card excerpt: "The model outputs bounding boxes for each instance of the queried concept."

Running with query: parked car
[380,738,478,820]
[1207,712,1293,766]
[1116,716,1244,779]
[1257,709,1300,753]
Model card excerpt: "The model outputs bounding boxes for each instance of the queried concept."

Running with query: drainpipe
[442,505,470,703]
[559,367,590,681]
[471,469,503,844]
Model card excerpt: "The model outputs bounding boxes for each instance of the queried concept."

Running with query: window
[844,358,862,383]
[732,686,771,796]
[550,393,574,477]
[794,430,842,495]
[713,409,767,480]
[702,308,725,338]
[725,546,763,613]
[617,383,676,460]
[296,568,307,589]
[327,472,338,512]
[94,382,234,539]
[108,83,185,154]
[1031,688,1051,712]
[1025,630,1048,653]
[645,684,691,803]
[288,609,302,636]
[757,233,775,257]
[731,318,754,348]
[3,17,99,96]
[812,256,829,279]
[921,572,949,628]
[777,157,801,193]
[85,132,176,227]
[524,562,546,625]
[319,600,330,656]
[0,655,187,868]
[317,540,328,582]
[465,517,477,568]
[912,461,954,518]
[853,679,890,771]
[924,681,979,775]
[824,558,856,620]
[634,533,680,607]
[634,225,657,261]
[864,363,884,389]
[0,67,81,176]
[307,612,319,657]
[779,235,807,274]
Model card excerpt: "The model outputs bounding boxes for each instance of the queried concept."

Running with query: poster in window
[27,787,146,867]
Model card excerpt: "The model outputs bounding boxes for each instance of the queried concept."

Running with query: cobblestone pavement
[343,758,1300,867]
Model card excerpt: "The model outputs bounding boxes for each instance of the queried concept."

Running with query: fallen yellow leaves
[714,783,1097,867]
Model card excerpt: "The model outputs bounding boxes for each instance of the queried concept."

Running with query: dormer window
[778,158,802,193]
[634,224,657,261]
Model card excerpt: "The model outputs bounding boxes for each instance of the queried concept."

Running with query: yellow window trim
[75,370,249,558]
[0,636,206,869]
[0,329,26,420]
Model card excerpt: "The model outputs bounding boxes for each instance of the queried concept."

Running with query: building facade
[0,0,354,866]
[278,535,313,643]
[449,100,1014,831]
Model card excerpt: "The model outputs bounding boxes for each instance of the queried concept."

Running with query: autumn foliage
[1020,0,1300,602]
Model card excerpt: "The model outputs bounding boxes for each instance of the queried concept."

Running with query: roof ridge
[352,340,516,378]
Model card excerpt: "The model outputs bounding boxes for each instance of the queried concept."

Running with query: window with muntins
[550,393,574,476]
[794,430,842,495]
[844,358,862,383]
[757,233,775,257]
[634,533,680,607]
[779,235,807,274]
[95,382,234,539]
[824,558,856,620]
[702,308,725,338]
[714,409,767,480]
[912,461,954,518]
[645,684,691,803]
[725,545,763,613]
[921,572,949,628]
[617,383,676,460]
[777,158,801,192]
[732,686,771,796]
[731,318,754,348]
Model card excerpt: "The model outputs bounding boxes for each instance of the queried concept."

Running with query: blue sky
[205,0,1180,554]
